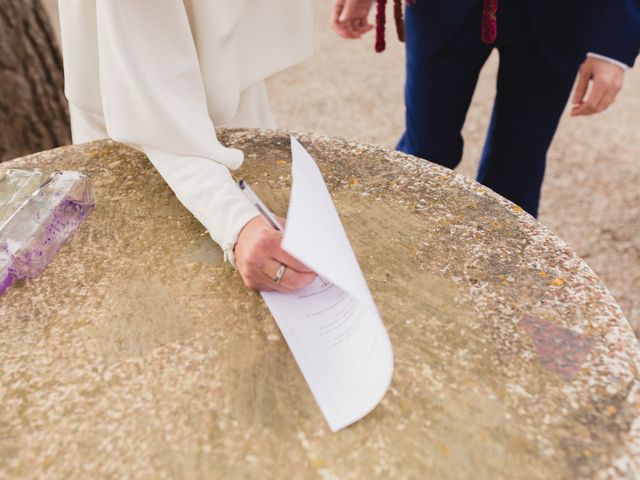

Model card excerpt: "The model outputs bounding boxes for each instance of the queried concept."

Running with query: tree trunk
[0,0,70,163]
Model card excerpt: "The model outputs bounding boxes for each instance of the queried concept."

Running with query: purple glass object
[0,171,95,292]
[0,253,12,295]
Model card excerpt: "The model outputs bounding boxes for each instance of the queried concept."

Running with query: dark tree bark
[0,0,70,163]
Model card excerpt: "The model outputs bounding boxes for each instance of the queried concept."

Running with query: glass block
[0,252,12,295]
[0,171,95,283]
[0,169,45,227]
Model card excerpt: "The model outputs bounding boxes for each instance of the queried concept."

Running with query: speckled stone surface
[1,129,640,479]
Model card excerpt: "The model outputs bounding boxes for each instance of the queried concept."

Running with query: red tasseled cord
[376,0,496,53]
[375,0,387,53]
[376,0,411,52]
[394,0,405,42]
[481,0,498,44]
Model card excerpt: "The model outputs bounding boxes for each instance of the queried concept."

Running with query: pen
[238,179,283,231]
[240,179,325,285]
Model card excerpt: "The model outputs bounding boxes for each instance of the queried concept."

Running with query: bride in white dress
[58,0,316,291]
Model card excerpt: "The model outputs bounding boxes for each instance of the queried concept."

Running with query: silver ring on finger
[274,263,287,284]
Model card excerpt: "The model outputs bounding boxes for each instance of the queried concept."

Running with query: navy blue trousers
[397,1,577,217]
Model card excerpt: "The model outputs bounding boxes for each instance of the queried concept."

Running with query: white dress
[57,0,314,263]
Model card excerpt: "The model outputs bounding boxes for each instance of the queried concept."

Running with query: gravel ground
[267,1,640,335]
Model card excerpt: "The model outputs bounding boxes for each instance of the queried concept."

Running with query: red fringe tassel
[394,0,405,42]
[481,0,498,44]
[375,0,498,52]
[375,0,387,53]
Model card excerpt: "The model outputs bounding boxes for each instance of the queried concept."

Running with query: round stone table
[2,129,640,479]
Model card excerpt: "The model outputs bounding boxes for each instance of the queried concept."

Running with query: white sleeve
[586,52,630,71]
[95,0,258,263]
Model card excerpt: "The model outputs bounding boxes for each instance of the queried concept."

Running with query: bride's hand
[332,0,375,39]
[234,215,316,292]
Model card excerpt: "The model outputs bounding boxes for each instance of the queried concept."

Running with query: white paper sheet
[261,137,393,432]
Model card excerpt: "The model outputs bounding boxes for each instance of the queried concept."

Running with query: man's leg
[398,3,492,170]
[476,8,576,217]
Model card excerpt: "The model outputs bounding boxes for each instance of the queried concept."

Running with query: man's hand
[332,0,374,39]
[571,57,625,116]
[234,215,316,292]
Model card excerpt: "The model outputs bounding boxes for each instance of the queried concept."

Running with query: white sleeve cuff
[220,207,260,267]
[586,52,630,71]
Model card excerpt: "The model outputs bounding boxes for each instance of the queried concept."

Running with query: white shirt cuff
[220,207,260,267]
[587,52,630,71]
